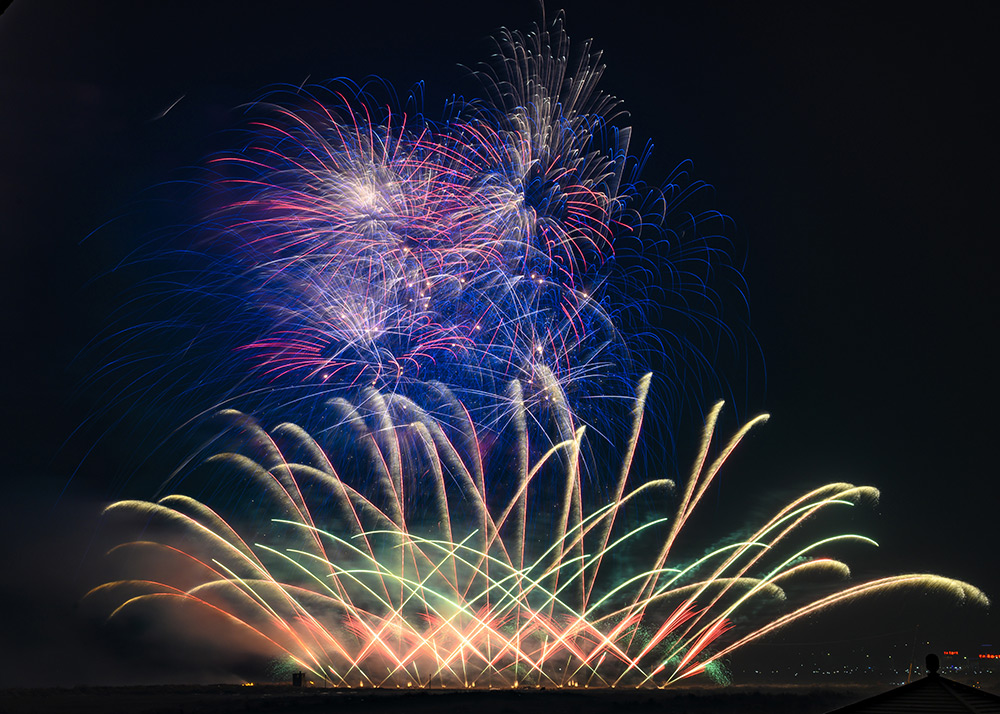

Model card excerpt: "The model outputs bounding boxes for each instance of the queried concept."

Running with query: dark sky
[0,0,996,687]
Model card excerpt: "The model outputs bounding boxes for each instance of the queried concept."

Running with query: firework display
[88,17,985,687]
[90,18,743,444]
[91,383,985,687]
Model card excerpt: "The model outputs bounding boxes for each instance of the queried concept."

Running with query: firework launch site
[0,683,879,714]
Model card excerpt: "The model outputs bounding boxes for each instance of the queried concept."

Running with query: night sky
[1,1,996,687]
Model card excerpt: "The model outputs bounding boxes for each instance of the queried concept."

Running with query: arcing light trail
[90,378,986,687]
[86,15,985,687]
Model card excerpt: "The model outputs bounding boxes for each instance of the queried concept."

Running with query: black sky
[0,0,996,686]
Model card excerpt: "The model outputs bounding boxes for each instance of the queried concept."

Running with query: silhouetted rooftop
[828,655,1000,713]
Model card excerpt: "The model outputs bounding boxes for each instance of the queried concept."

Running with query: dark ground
[0,684,882,714]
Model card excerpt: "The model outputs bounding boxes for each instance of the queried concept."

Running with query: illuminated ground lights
[85,17,985,687]
[88,380,986,688]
